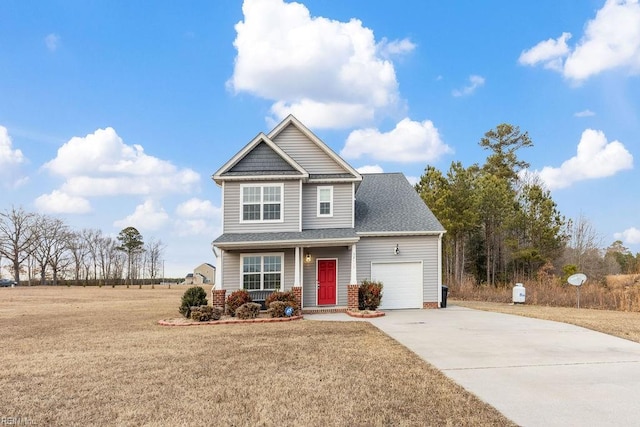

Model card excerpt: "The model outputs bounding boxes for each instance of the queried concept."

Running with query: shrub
[359,279,383,310]
[190,305,222,322]
[265,290,297,307]
[236,302,261,319]
[267,300,300,318]
[179,286,208,318]
[226,290,252,317]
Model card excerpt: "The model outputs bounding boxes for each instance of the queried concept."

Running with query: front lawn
[0,286,512,426]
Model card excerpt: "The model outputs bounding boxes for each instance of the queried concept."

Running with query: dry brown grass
[1,286,513,426]
[453,300,640,344]
[451,275,640,312]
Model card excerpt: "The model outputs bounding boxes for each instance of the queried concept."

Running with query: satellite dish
[567,273,587,287]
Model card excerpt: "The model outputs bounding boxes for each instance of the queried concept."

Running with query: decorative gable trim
[213,132,308,185]
[268,115,362,182]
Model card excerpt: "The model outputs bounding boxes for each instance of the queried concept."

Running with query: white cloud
[405,176,419,186]
[34,190,91,214]
[44,33,60,52]
[175,198,221,237]
[43,127,199,197]
[114,200,169,231]
[452,75,485,97]
[229,0,405,129]
[176,198,220,218]
[574,109,596,117]
[378,37,416,57]
[532,129,633,190]
[614,227,640,244]
[518,32,572,71]
[0,125,28,188]
[521,1,640,82]
[356,165,384,174]
[341,118,452,163]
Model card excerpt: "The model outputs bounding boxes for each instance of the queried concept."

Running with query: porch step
[302,306,348,314]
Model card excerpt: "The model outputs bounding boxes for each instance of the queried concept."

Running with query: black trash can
[441,285,448,308]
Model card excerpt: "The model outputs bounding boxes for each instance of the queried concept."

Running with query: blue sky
[1,0,639,277]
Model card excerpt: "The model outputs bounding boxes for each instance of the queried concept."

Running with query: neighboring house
[181,263,216,286]
[211,115,445,310]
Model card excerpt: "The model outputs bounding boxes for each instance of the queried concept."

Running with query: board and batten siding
[221,249,295,292]
[356,235,440,303]
[271,124,347,175]
[222,180,300,233]
[302,247,351,307]
[301,183,353,229]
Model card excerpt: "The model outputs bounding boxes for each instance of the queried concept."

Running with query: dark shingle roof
[355,173,445,233]
[213,228,359,248]
[226,141,299,174]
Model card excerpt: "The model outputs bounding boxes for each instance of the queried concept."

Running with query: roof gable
[213,133,308,183]
[268,115,362,180]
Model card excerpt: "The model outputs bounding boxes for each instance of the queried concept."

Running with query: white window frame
[240,183,284,223]
[240,253,284,291]
[317,186,333,217]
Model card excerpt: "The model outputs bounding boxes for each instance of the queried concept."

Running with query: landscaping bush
[190,305,222,322]
[265,290,297,307]
[226,289,252,317]
[267,300,300,318]
[236,302,261,320]
[359,279,383,310]
[179,286,208,318]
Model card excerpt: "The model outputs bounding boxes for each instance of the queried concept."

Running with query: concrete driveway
[306,306,640,426]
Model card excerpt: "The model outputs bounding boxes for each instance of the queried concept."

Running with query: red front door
[317,260,336,305]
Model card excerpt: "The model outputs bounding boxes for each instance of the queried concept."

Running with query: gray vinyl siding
[272,124,347,174]
[221,249,295,292]
[228,141,296,173]
[302,247,351,307]
[223,180,300,233]
[301,183,353,229]
[356,235,440,303]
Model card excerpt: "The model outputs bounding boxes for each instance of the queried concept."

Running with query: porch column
[348,244,359,310]
[350,244,357,285]
[212,245,223,306]
[293,247,302,309]
[294,247,301,287]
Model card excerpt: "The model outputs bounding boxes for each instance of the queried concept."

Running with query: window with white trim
[241,254,283,290]
[317,186,333,217]
[241,184,283,222]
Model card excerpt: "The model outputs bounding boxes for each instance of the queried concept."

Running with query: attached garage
[371,261,423,309]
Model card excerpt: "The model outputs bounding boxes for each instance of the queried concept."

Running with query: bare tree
[31,215,71,285]
[564,214,604,279]
[145,238,165,280]
[0,206,37,283]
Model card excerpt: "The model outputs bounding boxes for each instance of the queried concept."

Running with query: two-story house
[211,115,445,310]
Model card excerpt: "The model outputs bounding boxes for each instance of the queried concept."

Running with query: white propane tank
[512,283,526,304]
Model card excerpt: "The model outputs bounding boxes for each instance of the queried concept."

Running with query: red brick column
[213,289,226,310]
[292,286,302,308]
[423,302,438,309]
[347,284,359,311]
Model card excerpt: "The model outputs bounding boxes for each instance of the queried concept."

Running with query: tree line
[0,207,165,286]
[416,123,640,286]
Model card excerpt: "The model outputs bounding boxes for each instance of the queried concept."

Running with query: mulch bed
[346,310,385,318]
[158,314,304,326]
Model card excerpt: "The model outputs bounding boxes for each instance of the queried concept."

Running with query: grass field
[453,300,640,343]
[0,286,513,426]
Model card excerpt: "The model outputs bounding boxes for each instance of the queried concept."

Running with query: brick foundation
[292,286,302,308]
[347,284,359,311]
[213,289,226,310]
[423,302,439,309]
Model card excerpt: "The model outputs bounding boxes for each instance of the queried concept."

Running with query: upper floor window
[317,186,333,217]
[241,184,283,222]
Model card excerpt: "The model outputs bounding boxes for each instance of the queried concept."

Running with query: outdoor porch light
[305,253,312,263]
[394,244,400,255]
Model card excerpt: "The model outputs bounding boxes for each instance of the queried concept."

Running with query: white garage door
[371,262,423,309]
